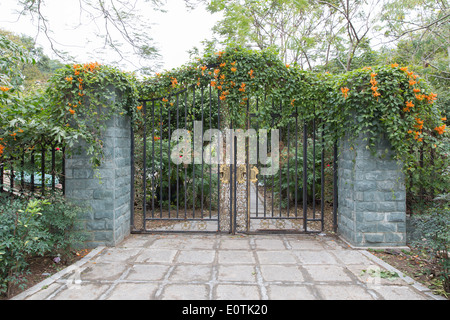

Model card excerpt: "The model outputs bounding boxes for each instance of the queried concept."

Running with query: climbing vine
[137,46,447,196]
[43,63,139,166]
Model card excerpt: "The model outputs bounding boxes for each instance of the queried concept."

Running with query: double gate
[131,81,337,234]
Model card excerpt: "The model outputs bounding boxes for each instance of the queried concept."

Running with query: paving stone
[303,265,353,282]
[371,285,430,300]
[135,249,178,264]
[215,284,261,299]
[259,265,304,282]
[183,238,217,250]
[254,239,286,250]
[25,283,62,300]
[106,283,159,300]
[160,284,209,300]
[169,265,212,282]
[119,235,153,248]
[176,250,216,264]
[332,250,373,265]
[217,250,255,264]
[93,248,141,263]
[149,238,186,249]
[217,265,256,282]
[293,250,340,265]
[219,238,251,250]
[81,262,128,281]
[256,251,297,265]
[287,240,326,250]
[125,264,171,281]
[316,284,375,300]
[267,285,316,300]
[13,234,434,301]
[52,283,110,300]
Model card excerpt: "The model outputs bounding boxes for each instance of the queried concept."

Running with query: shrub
[0,195,82,298]
[410,194,450,295]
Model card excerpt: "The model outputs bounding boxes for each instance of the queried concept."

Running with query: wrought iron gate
[131,82,337,234]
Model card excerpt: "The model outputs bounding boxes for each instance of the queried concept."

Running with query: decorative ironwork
[131,78,338,234]
[249,166,258,183]
[219,164,230,184]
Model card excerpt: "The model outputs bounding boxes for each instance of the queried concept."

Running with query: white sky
[0,0,221,73]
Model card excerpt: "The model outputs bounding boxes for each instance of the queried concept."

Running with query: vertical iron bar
[51,145,56,191]
[61,147,65,196]
[333,141,338,233]
[168,97,171,219]
[246,98,250,231]
[271,103,275,217]
[160,100,163,219]
[21,152,25,194]
[287,115,290,218]
[233,135,237,234]
[31,151,35,193]
[10,160,14,193]
[159,102,163,219]
[130,122,135,228]
[217,89,221,231]
[279,102,282,218]
[430,148,435,199]
[209,86,212,219]
[312,116,316,219]
[142,101,148,230]
[321,122,325,230]
[192,87,196,219]
[0,161,3,193]
[176,93,179,219]
[201,87,204,219]
[256,97,259,218]
[303,121,308,232]
[41,146,45,196]
[184,90,188,219]
[151,100,156,219]
[229,120,233,233]
[419,146,424,202]
[295,108,298,218]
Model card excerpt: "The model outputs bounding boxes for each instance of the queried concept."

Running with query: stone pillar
[338,133,407,248]
[65,112,132,248]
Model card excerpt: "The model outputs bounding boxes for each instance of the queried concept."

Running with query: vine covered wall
[1,45,447,201]
[136,46,447,195]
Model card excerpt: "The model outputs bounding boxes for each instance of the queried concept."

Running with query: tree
[201,0,333,68]
[0,29,63,89]
[196,0,385,71]
[7,0,167,74]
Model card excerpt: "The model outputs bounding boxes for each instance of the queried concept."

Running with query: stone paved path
[12,233,444,300]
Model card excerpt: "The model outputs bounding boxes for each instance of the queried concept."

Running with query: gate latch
[219,164,230,184]
[220,164,259,184]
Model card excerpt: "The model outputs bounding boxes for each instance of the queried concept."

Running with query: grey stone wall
[65,114,132,248]
[338,133,407,247]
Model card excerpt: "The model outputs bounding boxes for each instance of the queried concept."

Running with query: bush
[410,194,450,295]
[0,195,82,298]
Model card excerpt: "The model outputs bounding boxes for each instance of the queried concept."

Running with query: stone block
[364,233,384,243]
[65,109,131,248]
[338,132,406,248]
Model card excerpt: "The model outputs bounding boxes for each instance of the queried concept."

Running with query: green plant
[266,137,329,207]
[360,268,400,281]
[0,195,83,298]
[136,137,218,211]
[137,46,447,216]
[410,195,450,294]
[0,197,50,297]
[1,39,139,170]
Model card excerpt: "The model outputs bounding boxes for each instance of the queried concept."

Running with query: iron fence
[0,143,66,198]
